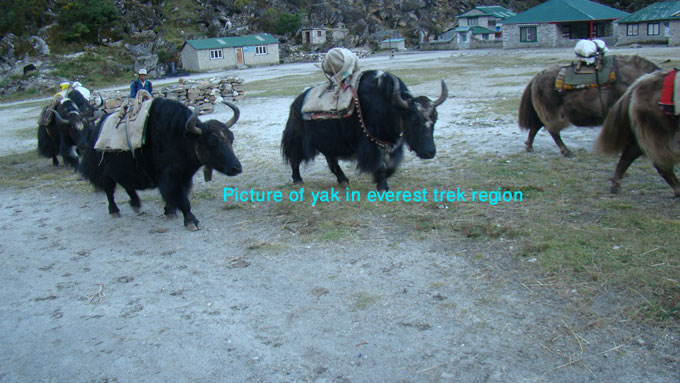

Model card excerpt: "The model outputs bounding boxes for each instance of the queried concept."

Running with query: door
[236,48,244,65]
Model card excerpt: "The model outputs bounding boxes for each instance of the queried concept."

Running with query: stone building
[615,1,680,46]
[421,6,514,50]
[180,34,280,72]
[502,0,628,49]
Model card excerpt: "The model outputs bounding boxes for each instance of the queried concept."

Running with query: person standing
[130,68,152,98]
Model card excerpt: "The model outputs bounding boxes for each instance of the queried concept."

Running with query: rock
[29,36,50,55]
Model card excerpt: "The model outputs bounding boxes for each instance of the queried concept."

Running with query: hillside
[0,0,658,101]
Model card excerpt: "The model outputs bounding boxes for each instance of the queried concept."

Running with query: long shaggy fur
[518,78,542,132]
[596,88,634,156]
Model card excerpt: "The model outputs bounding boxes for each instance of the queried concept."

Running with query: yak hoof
[185,222,200,231]
[132,206,141,214]
[293,179,304,185]
[609,185,621,194]
[339,180,349,187]
[562,150,574,158]
[524,143,533,152]
[110,211,121,218]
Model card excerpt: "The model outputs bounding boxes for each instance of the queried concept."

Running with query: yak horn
[52,109,69,124]
[390,74,409,110]
[222,101,240,128]
[432,80,448,107]
[185,106,202,135]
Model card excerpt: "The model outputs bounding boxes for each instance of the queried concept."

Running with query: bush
[57,0,120,44]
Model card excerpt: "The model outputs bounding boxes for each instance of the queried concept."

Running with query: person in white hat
[130,68,152,98]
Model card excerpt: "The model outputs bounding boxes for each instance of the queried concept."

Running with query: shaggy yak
[281,70,447,191]
[597,70,680,198]
[37,90,99,168]
[518,55,659,156]
[79,99,242,230]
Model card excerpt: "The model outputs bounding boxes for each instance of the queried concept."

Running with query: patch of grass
[265,148,679,323]
[246,73,327,97]
[353,292,381,310]
[52,48,132,89]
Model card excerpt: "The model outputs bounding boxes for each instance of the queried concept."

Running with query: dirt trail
[0,47,677,382]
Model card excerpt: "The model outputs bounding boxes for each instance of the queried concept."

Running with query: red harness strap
[659,69,677,107]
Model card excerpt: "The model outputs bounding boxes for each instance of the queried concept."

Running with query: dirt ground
[0,48,678,382]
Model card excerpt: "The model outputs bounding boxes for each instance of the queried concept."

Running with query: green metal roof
[454,26,497,34]
[502,0,629,24]
[617,1,680,23]
[458,6,516,19]
[184,34,279,50]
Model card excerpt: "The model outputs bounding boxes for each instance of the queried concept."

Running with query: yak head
[52,98,92,142]
[389,74,447,159]
[185,101,242,179]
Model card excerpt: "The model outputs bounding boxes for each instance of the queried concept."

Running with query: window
[255,45,268,55]
[468,17,478,26]
[647,23,660,36]
[592,23,606,38]
[626,24,638,36]
[316,30,322,37]
[210,49,223,60]
[520,26,537,42]
[561,25,571,39]
[482,34,489,41]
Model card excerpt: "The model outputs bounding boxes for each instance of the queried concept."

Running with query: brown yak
[597,70,680,198]
[518,55,659,156]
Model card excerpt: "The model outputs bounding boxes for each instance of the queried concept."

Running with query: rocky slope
[0,0,658,100]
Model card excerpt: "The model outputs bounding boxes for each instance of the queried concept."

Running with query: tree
[277,12,301,35]
[57,0,120,43]
[0,0,52,36]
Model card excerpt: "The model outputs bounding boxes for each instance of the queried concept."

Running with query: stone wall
[101,77,245,115]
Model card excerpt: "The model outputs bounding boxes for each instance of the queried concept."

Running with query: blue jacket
[130,78,153,98]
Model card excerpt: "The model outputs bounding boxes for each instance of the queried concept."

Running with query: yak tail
[596,92,634,155]
[281,92,312,165]
[37,125,57,158]
[518,79,542,132]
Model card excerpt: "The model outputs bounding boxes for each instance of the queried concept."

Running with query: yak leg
[290,159,303,184]
[653,165,680,198]
[103,180,121,217]
[548,131,573,157]
[160,177,199,231]
[59,140,78,168]
[325,156,349,186]
[524,125,542,153]
[373,160,389,192]
[52,156,60,167]
[124,187,142,213]
[610,142,643,194]
[385,146,404,179]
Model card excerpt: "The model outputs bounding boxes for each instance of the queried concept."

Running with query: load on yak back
[574,39,608,71]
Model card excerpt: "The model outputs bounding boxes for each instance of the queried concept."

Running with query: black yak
[37,89,98,168]
[79,99,242,230]
[281,70,447,191]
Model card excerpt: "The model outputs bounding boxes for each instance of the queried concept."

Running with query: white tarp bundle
[574,39,608,65]
[320,47,360,85]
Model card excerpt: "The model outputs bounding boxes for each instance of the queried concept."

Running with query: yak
[79,99,242,231]
[281,70,447,191]
[37,89,99,168]
[518,55,659,156]
[597,70,680,197]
